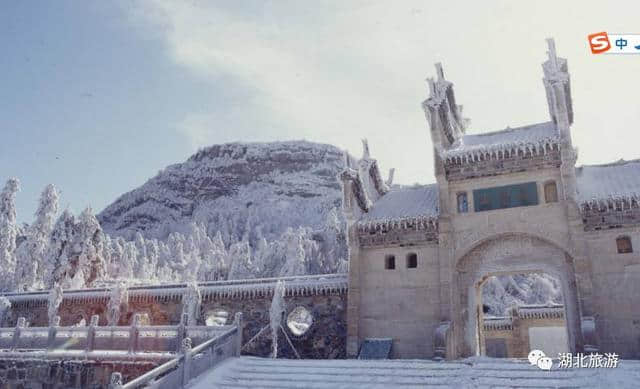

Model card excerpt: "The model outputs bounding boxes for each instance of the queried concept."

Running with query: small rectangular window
[385,255,396,270]
[407,253,418,268]
[544,182,558,203]
[457,192,468,213]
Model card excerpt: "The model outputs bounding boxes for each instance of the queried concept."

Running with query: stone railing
[1,274,348,307]
[110,313,243,389]
[0,313,235,356]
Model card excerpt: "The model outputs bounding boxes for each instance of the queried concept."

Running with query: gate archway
[453,233,582,358]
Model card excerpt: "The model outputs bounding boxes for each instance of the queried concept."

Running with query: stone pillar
[346,223,361,357]
[181,337,193,387]
[86,315,99,352]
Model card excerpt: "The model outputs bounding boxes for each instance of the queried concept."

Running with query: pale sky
[2,1,639,223]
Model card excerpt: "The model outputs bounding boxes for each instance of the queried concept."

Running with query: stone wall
[583,227,640,358]
[354,243,441,358]
[484,305,567,358]
[0,359,157,389]
[3,276,348,360]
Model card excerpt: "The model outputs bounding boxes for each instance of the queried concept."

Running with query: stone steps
[188,356,637,389]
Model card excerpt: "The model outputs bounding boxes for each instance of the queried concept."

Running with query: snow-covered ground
[188,356,640,388]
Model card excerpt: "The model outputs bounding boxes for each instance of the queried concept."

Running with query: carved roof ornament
[422,63,469,149]
[361,138,370,160]
[386,168,395,187]
[542,37,573,127]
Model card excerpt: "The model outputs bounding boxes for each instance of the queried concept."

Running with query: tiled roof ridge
[456,120,554,140]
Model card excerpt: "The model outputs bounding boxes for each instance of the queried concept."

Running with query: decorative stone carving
[181,337,193,352]
[109,372,123,389]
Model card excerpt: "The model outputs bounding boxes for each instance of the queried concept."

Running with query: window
[385,255,396,270]
[406,253,418,268]
[457,192,468,213]
[473,182,539,212]
[544,181,558,203]
[616,236,633,254]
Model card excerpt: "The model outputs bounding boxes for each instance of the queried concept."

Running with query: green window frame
[472,182,538,212]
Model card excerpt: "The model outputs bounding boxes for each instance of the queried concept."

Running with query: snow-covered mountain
[98,141,346,244]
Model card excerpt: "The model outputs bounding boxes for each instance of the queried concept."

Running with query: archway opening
[479,271,569,358]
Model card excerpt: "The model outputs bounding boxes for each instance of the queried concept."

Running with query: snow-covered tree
[0,296,11,326]
[182,281,201,326]
[337,259,349,273]
[119,241,137,280]
[227,240,253,280]
[279,228,308,277]
[74,207,106,287]
[251,235,270,276]
[105,237,124,280]
[47,283,63,326]
[107,281,128,326]
[210,231,228,280]
[0,178,20,291]
[269,280,286,358]
[145,239,159,282]
[14,184,59,291]
[44,209,76,289]
[133,232,149,278]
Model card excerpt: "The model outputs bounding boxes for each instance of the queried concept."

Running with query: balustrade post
[86,315,99,352]
[233,312,243,357]
[176,313,188,352]
[129,313,141,354]
[47,316,60,351]
[11,317,25,350]
[181,337,193,388]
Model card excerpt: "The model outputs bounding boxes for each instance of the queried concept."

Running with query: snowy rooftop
[444,121,559,156]
[358,184,439,223]
[576,159,640,203]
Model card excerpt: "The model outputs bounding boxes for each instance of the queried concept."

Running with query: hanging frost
[269,280,286,358]
[182,281,202,326]
[47,283,63,326]
[107,281,129,326]
[0,296,11,326]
